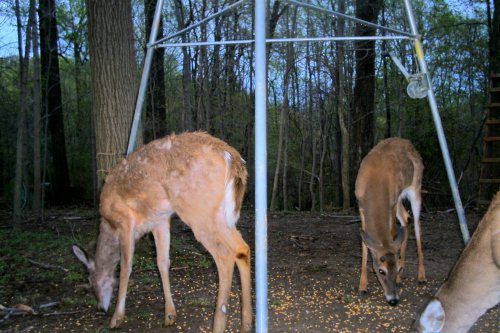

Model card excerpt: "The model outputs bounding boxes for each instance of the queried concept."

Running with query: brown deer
[72,131,252,333]
[412,191,500,333]
[355,138,426,306]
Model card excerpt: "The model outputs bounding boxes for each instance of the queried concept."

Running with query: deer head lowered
[412,191,500,333]
[72,131,252,333]
[355,137,426,306]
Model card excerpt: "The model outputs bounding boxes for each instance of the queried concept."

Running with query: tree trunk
[490,0,500,72]
[145,0,166,142]
[381,4,391,138]
[86,0,138,189]
[270,8,295,211]
[13,0,32,227]
[173,0,193,131]
[351,0,382,188]
[39,0,71,204]
[333,0,350,210]
[31,0,42,214]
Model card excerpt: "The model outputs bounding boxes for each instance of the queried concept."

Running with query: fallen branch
[42,309,85,317]
[171,266,189,271]
[27,258,68,272]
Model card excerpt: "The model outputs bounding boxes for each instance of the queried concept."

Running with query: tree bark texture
[39,0,71,203]
[490,0,500,72]
[144,0,166,142]
[86,0,138,188]
[351,0,382,190]
[13,0,31,226]
[31,0,42,214]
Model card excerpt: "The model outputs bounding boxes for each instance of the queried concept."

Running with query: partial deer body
[355,138,425,306]
[72,131,252,333]
[412,191,500,333]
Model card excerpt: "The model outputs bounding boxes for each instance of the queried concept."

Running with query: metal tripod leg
[404,0,470,244]
[126,0,165,154]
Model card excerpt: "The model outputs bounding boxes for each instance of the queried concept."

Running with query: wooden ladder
[478,73,500,205]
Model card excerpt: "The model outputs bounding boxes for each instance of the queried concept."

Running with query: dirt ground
[0,206,499,333]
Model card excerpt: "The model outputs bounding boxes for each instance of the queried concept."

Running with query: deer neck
[437,226,500,333]
[94,220,120,273]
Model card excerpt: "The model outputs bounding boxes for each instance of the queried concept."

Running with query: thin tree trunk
[173,0,193,131]
[309,137,317,212]
[32,0,42,214]
[335,0,350,210]
[382,4,391,138]
[145,0,166,141]
[13,0,33,226]
[270,9,295,211]
[39,0,71,203]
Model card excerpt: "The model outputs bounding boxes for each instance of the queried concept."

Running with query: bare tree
[173,0,193,131]
[31,0,42,214]
[270,7,296,211]
[145,0,166,142]
[13,0,34,226]
[490,0,500,72]
[351,0,382,192]
[39,0,71,203]
[335,0,351,210]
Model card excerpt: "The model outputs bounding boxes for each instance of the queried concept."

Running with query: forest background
[0,0,498,225]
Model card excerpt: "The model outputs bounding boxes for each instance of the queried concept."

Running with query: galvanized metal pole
[254,0,268,332]
[126,0,165,154]
[403,0,470,244]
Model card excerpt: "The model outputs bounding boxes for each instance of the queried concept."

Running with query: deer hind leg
[195,231,236,333]
[232,229,252,333]
[152,218,176,326]
[358,208,369,296]
[396,201,410,284]
[409,189,426,283]
[110,223,136,328]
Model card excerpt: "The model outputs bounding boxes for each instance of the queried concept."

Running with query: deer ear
[360,230,382,251]
[418,298,445,332]
[72,245,93,269]
[492,229,500,267]
[392,226,407,247]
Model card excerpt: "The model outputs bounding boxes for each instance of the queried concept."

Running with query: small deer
[72,131,252,333]
[355,137,426,306]
[412,191,500,333]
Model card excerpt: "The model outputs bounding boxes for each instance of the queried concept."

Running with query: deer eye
[380,256,386,262]
[378,269,386,276]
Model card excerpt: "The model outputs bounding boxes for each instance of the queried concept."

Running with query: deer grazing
[72,131,252,333]
[412,191,500,333]
[355,138,426,306]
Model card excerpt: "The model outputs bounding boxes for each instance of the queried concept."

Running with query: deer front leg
[358,209,369,296]
[152,221,177,326]
[397,225,410,284]
[358,240,369,296]
[110,229,135,328]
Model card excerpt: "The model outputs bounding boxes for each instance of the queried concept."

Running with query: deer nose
[388,299,399,307]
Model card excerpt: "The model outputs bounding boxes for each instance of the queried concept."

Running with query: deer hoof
[418,279,427,285]
[241,322,253,333]
[358,290,367,297]
[109,314,124,329]
[164,312,177,326]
